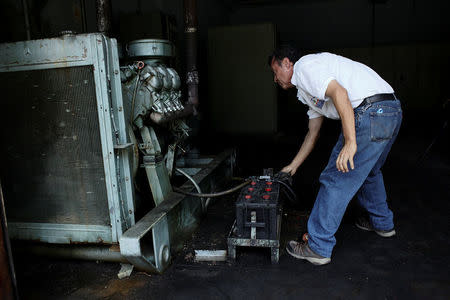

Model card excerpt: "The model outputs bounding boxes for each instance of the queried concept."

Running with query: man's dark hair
[268,44,301,67]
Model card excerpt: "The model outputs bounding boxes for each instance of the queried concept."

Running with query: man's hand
[325,80,357,172]
[336,141,357,172]
[281,164,298,176]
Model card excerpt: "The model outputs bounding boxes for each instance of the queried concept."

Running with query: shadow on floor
[13,130,450,299]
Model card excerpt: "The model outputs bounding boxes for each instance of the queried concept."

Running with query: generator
[0,33,234,273]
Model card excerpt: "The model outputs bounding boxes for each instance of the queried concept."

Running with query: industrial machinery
[0,33,233,273]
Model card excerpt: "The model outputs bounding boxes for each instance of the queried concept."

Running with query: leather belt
[356,93,398,108]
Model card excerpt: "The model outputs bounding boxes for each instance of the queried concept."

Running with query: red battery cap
[265,188,272,192]
[248,188,254,192]
[251,181,256,185]
[266,181,273,185]
[245,195,252,199]
[263,195,270,200]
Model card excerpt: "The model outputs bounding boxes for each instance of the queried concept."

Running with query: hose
[173,175,297,204]
[175,168,207,213]
[173,180,251,198]
[416,120,448,166]
[274,179,298,204]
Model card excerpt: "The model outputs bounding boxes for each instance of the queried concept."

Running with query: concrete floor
[13,119,450,299]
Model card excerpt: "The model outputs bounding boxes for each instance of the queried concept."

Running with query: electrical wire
[274,179,298,204]
[173,180,251,198]
[173,177,298,204]
[173,171,298,207]
[416,120,448,166]
[175,168,207,213]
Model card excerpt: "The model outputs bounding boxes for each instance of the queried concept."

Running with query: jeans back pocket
[370,110,399,141]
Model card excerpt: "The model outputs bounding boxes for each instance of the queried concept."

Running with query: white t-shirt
[290,52,394,120]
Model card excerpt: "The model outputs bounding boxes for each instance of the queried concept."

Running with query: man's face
[270,57,294,90]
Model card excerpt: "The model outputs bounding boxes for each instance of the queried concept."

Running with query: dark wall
[1,0,449,134]
[110,0,230,43]
[228,0,450,134]
[0,0,230,46]
[0,0,97,42]
[0,0,231,117]
[229,0,450,49]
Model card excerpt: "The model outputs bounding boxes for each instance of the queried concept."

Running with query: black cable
[274,179,298,204]
[230,176,246,181]
[281,188,296,204]
[173,180,251,198]
[416,120,448,166]
[174,176,299,203]
[416,99,449,166]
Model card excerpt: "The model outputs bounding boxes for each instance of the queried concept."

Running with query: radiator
[0,34,134,244]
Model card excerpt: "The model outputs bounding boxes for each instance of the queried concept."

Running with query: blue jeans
[307,99,402,258]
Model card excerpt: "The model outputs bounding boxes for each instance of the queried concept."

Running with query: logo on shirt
[311,97,325,109]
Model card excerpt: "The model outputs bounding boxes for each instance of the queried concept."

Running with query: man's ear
[282,57,293,69]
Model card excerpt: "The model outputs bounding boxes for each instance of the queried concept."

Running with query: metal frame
[7,223,112,244]
[120,149,235,273]
[227,214,282,264]
[0,34,236,273]
[0,34,134,244]
[108,38,136,232]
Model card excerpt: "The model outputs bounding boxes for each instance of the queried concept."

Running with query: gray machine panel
[0,66,110,225]
[0,34,134,244]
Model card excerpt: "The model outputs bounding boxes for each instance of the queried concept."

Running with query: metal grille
[0,66,110,226]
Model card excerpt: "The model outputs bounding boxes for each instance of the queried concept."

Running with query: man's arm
[325,80,357,172]
[281,116,323,176]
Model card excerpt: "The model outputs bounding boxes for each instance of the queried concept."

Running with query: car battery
[235,176,282,240]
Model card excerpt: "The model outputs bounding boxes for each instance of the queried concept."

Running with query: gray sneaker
[355,217,396,237]
[286,240,331,265]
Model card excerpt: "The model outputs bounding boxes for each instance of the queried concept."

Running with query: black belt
[357,93,398,108]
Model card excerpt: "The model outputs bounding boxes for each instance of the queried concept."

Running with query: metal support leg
[120,213,170,273]
[139,126,172,206]
[143,157,173,206]
[250,211,256,239]
[228,244,236,260]
[166,144,177,178]
[121,149,235,273]
[121,125,172,271]
[271,247,279,264]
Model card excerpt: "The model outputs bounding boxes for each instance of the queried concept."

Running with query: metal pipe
[175,168,207,213]
[184,0,199,113]
[96,0,112,35]
[22,0,31,40]
[80,0,88,33]
[17,244,131,263]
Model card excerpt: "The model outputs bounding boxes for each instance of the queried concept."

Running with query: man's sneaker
[286,240,331,265]
[355,216,396,237]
